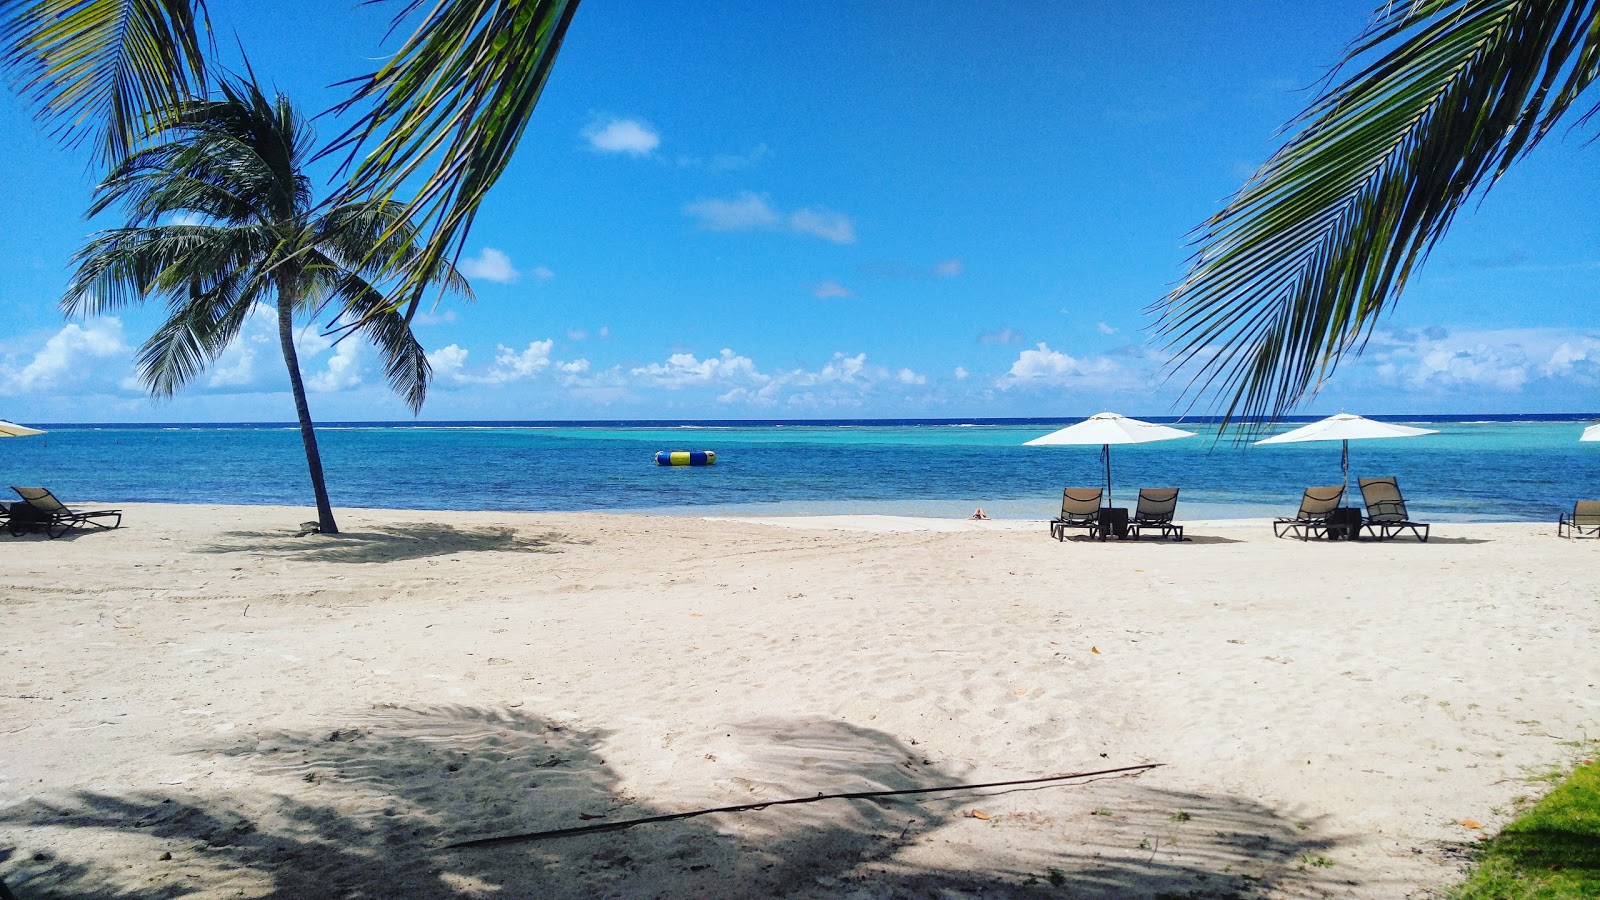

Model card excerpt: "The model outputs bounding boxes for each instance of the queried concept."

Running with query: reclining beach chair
[1050,487,1103,541]
[1558,500,1600,539]
[1358,476,1430,542]
[1272,486,1344,541]
[10,487,122,539]
[1128,488,1183,541]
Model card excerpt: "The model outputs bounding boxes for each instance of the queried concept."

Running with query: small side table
[1325,507,1362,541]
[1097,507,1130,541]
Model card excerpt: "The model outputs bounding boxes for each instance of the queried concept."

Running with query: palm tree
[1,0,578,313]
[1155,0,1600,428]
[63,77,469,534]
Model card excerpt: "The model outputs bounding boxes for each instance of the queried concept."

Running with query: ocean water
[2,417,1598,522]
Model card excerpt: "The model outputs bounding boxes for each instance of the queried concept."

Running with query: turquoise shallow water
[2,417,1598,522]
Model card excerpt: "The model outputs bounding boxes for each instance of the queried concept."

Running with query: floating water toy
[655,450,716,466]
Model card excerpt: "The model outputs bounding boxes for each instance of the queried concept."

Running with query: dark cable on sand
[443,762,1163,849]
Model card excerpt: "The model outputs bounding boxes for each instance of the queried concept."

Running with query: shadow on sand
[193,524,584,564]
[1,705,1362,898]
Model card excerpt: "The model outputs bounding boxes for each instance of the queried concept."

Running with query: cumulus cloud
[1097,322,1118,335]
[584,117,660,155]
[814,280,854,299]
[0,318,132,396]
[978,327,1024,345]
[896,368,926,385]
[683,192,781,231]
[954,366,970,380]
[997,342,1117,389]
[307,340,363,392]
[1357,327,1600,394]
[459,248,520,284]
[684,192,855,243]
[787,207,855,244]
[631,348,766,388]
[427,344,471,384]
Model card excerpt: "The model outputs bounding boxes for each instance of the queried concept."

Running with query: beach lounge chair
[1050,487,1103,541]
[1358,476,1430,542]
[1128,488,1183,541]
[1272,486,1344,541]
[1558,500,1600,539]
[10,487,122,539]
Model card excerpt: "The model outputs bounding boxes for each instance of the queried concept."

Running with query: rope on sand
[443,762,1163,849]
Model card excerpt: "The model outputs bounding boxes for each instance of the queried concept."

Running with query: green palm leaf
[1155,0,1600,429]
[321,0,579,302]
[0,0,210,166]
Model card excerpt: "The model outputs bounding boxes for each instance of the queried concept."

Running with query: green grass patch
[1452,758,1600,899]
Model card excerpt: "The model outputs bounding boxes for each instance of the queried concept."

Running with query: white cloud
[684,192,781,231]
[0,318,131,396]
[428,344,471,384]
[567,328,589,341]
[1097,322,1118,335]
[787,207,856,244]
[896,368,926,385]
[631,348,766,388]
[1355,327,1600,394]
[684,193,855,243]
[459,248,520,284]
[487,340,555,383]
[532,266,555,280]
[933,258,964,278]
[997,342,1117,389]
[814,280,854,299]
[978,327,1024,345]
[954,366,970,380]
[598,326,612,340]
[585,117,660,155]
[307,340,363,392]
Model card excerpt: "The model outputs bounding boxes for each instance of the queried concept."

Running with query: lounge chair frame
[1273,486,1345,541]
[1558,500,1600,539]
[1128,487,1183,541]
[1358,476,1429,542]
[1050,487,1104,541]
[10,486,122,539]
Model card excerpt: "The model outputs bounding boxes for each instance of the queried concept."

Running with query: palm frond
[136,264,261,395]
[64,222,271,315]
[0,0,210,166]
[1154,0,1600,430]
[321,0,578,304]
[313,261,432,412]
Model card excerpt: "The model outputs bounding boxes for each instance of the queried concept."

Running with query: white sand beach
[3,504,1598,898]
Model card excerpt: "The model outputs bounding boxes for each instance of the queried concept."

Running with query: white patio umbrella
[1024,412,1196,507]
[1254,413,1437,500]
[1580,423,1600,442]
[0,420,45,437]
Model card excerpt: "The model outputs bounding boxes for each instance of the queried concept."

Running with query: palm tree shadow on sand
[193,524,586,563]
[2,705,1367,898]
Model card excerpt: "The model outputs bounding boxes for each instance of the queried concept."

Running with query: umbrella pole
[1342,439,1349,504]
[1103,443,1112,508]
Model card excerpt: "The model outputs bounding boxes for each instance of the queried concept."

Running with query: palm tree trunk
[275,291,339,535]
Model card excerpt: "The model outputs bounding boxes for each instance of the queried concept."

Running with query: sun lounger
[1050,487,1103,541]
[1558,500,1600,539]
[1357,476,1429,542]
[1272,486,1344,540]
[1128,488,1183,541]
[10,486,122,539]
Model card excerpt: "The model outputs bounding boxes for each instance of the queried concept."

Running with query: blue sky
[1,1,1597,423]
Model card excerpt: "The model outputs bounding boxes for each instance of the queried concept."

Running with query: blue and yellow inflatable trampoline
[655,450,716,466]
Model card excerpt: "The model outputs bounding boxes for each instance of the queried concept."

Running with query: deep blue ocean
[3,416,1598,522]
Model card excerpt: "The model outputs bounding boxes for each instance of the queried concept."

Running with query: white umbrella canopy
[0,419,46,437]
[1024,412,1196,507]
[1581,423,1600,442]
[1254,413,1437,500]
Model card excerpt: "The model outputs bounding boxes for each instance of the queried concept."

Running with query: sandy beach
[2,504,1597,898]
